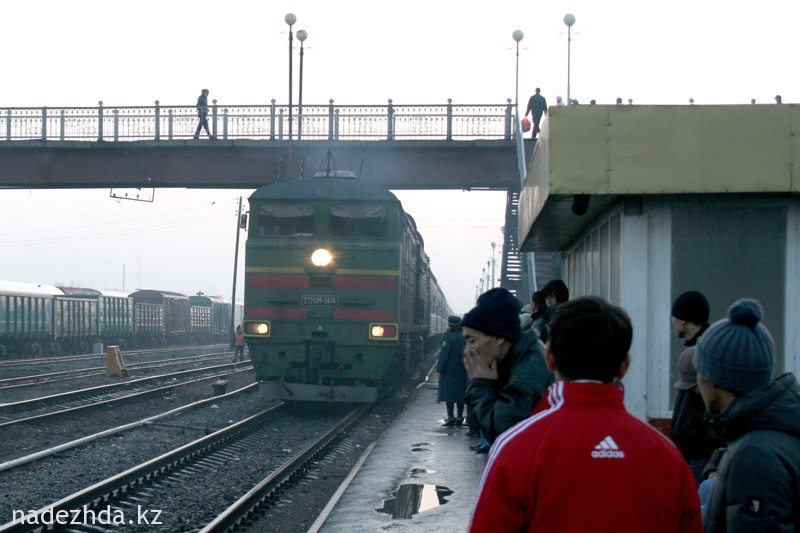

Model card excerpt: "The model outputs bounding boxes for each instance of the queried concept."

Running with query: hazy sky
[1,0,797,314]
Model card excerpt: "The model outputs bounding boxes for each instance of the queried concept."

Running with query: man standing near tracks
[469,297,702,532]
[461,288,552,452]
[524,87,547,140]
[233,325,245,362]
[436,315,468,427]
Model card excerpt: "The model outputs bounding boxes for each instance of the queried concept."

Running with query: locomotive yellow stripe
[246,266,306,274]
[245,267,399,276]
[337,269,399,276]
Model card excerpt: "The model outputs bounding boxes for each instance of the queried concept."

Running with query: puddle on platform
[375,483,454,519]
[410,468,437,477]
[411,441,433,452]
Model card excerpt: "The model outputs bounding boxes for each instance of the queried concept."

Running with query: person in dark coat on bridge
[524,88,548,139]
[437,315,468,426]
[193,88,214,139]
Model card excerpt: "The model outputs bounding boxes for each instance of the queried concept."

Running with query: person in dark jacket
[695,299,800,532]
[437,315,468,427]
[193,88,214,139]
[524,87,547,139]
[670,290,723,484]
[530,290,547,323]
[461,288,553,450]
[532,280,568,343]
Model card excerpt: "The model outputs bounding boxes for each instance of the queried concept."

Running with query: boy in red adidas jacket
[469,296,702,533]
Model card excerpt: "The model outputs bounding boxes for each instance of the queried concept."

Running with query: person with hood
[695,299,800,532]
[461,288,553,450]
[436,315,468,427]
[533,279,569,343]
[670,290,723,484]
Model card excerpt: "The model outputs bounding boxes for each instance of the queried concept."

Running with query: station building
[519,103,800,427]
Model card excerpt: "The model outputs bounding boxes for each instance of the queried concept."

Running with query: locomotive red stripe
[332,309,396,320]
[248,307,308,319]
[249,274,310,289]
[332,276,397,290]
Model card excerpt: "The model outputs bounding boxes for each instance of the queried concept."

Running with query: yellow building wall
[540,104,799,195]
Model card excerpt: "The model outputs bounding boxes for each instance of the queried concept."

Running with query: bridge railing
[0,100,517,142]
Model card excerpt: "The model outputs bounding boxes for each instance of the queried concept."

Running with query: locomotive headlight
[370,323,398,340]
[311,248,333,267]
[245,321,270,337]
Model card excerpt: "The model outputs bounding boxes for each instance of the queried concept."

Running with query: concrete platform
[312,372,485,532]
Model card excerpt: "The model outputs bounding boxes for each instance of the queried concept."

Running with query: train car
[0,280,61,357]
[243,172,451,402]
[189,294,234,344]
[129,289,190,347]
[58,287,134,350]
[427,270,451,350]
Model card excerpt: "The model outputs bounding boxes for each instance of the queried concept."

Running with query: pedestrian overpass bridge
[0,99,545,298]
[0,100,525,189]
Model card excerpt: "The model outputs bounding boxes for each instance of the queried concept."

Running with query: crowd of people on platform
[435,278,800,532]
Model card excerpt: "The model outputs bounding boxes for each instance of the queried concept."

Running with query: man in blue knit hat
[694,298,800,532]
[461,288,553,453]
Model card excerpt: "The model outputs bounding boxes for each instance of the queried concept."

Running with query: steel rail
[0,403,287,533]
[0,365,252,429]
[199,404,370,533]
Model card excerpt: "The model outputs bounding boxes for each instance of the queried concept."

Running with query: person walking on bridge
[194,88,214,139]
[524,88,547,139]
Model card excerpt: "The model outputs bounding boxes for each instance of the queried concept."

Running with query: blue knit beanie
[694,299,774,393]
[460,288,522,341]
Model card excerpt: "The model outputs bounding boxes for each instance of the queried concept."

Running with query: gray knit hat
[694,299,774,393]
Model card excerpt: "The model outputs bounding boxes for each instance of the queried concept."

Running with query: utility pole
[229,196,243,348]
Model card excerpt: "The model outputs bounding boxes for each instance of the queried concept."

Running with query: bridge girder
[0,140,522,190]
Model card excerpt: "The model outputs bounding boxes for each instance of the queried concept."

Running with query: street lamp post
[491,242,497,289]
[285,13,296,140]
[296,29,307,140]
[511,30,524,107]
[563,14,575,105]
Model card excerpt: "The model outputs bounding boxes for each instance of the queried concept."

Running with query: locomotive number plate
[301,295,339,305]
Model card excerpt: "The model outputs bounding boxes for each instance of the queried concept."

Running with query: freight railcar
[1,281,240,358]
[129,289,191,347]
[189,294,237,344]
[58,287,135,350]
[242,172,452,402]
[0,281,99,356]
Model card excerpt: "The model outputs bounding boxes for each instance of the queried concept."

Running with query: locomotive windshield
[257,203,315,236]
[330,203,388,238]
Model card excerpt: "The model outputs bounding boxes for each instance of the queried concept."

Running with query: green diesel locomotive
[243,172,451,402]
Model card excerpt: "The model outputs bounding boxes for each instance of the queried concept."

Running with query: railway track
[0,363,252,429]
[0,404,368,533]
[0,352,240,394]
[0,344,230,369]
